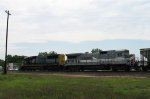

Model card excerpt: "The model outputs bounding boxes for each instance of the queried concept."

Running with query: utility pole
[3,10,11,74]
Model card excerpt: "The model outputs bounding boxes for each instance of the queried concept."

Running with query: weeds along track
[8,71,150,78]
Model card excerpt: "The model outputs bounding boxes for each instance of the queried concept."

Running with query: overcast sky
[0,0,150,59]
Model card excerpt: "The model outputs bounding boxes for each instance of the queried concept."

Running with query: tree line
[91,48,102,53]
[38,51,57,56]
[0,55,26,66]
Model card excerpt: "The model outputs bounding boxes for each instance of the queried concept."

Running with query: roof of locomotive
[66,53,84,56]
[24,54,64,59]
[103,49,129,52]
[140,48,150,51]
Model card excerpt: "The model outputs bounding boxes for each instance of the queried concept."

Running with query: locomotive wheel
[112,67,118,71]
[142,67,148,72]
[135,67,142,71]
[80,67,84,71]
[125,66,130,72]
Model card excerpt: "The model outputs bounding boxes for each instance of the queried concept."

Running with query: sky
[0,0,150,59]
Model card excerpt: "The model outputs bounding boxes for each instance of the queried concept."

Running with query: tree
[0,59,4,66]
[38,52,48,56]
[7,54,26,63]
[48,51,57,55]
[91,48,102,53]
[12,55,26,63]
[38,51,57,56]
[0,55,26,68]
[7,55,13,63]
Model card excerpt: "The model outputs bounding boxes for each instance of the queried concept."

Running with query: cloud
[0,0,150,59]
[7,29,150,44]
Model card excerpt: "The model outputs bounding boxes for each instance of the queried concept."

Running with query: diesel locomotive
[65,49,136,71]
[20,54,65,71]
[19,48,150,71]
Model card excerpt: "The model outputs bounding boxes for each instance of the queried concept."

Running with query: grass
[0,73,150,99]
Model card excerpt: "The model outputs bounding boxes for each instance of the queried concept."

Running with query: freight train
[19,48,150,71]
